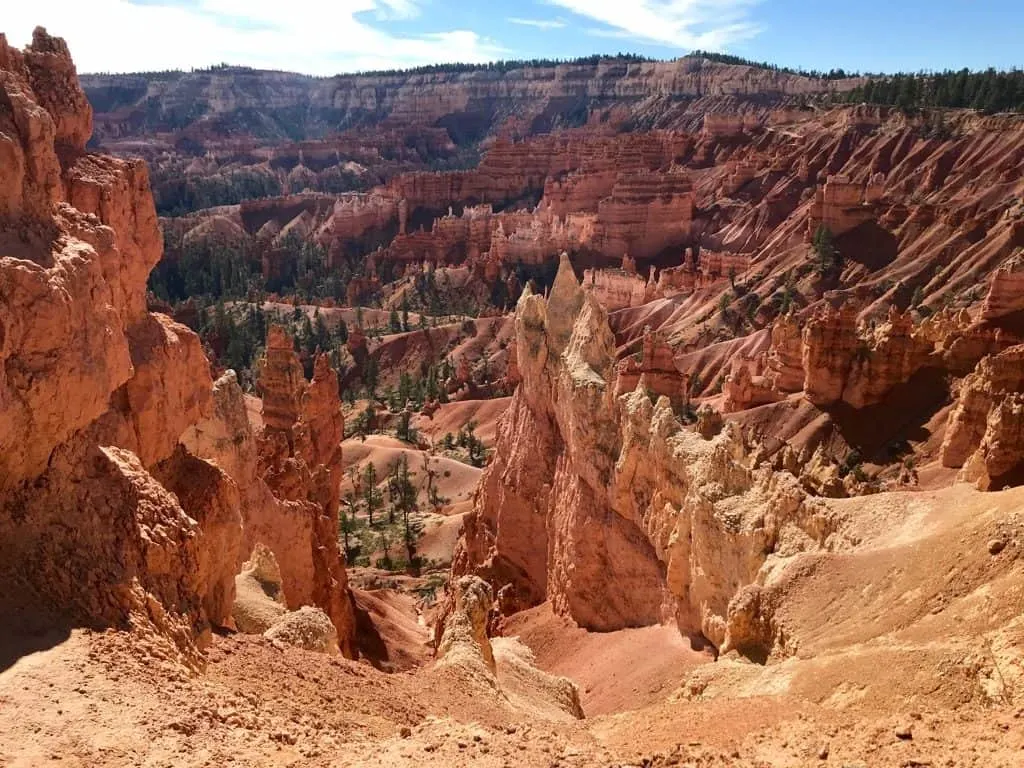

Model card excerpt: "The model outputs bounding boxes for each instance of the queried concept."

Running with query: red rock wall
[0,29,239,662]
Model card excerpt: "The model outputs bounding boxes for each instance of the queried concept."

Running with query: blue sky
[5,0,1022,75]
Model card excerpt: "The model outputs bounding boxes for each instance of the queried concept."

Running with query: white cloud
[3,0,505,74]
[375,0,421,20]
[507,17,567,30]
[544,0,761,50]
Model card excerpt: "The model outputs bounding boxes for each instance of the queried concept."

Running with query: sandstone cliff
[0,30,357,662]
[82,58,859,145]
[0,28,235,662]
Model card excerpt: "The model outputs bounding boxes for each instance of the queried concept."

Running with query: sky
[4,0,1023,76]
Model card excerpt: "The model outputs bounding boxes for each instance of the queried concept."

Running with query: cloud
[507,16,567,30]
[4,0,504,74]
[544,0,761,50]
[375,0,420,20]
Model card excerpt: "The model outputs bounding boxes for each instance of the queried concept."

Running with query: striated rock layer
[82,58,860,146]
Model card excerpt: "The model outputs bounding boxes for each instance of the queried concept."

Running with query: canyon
[2,26,1024,768]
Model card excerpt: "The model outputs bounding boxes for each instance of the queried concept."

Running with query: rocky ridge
[82,58,859,144]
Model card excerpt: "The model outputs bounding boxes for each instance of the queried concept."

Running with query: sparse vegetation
[812,225,843,279]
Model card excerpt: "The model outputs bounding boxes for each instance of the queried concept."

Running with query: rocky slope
[164,103,1024,328]
[454,249,1024,651]
[0,28,357,662]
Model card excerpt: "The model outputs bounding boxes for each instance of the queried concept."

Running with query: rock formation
[263,606,340,655]
[722,357,782,413]
[615,326,690,405]
[982,252,1024,321]
[0,31,360,666]
[807,174,883,238]
[0,29,239,663]
[942,345,1024,490]
[800,301,861,406]
[184,361,358,656]
[590,170,694,259]
[256,329,355,650]
[763,313,804,394]
[84,58,859,156]
[583,260,653,310]
[721,301,1012,414]
[454,255,836,656]
[435,575,497,674]
[232,543,287,633]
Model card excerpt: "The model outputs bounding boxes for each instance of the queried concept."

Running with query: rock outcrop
[0,29,239,663]
[942,345,1024,490]
[432,573,585,720]
[724,302,1012,414]
[184,364,358,657]
[263,606,340,655]
[807,174,883,238]
[435,575,497,674]
[982,253,1024,321]
[454,255,837,656]
[615,326,690,405]
[257,329,355,650]
[233,543,287,634]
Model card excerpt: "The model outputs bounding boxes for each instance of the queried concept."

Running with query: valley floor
[3,482,1024,767]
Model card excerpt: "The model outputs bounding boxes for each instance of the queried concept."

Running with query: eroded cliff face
[82,59,858,145]
[0,28,235,662]
[942,344,1024,490]
[454,255,840,658]
[0,29,356,662]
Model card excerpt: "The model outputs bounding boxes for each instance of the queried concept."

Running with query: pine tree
[362,462,381,527]
[339,507,358,563]
[812,225,840,276]
[364,357,379,397]
[386,454,422,570]
[396,409,417,444]
[313,310,330,352]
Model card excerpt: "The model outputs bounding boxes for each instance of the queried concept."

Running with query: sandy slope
[412,397,511,450]
[503,603,712,716]
[340,435,482,512]
[4,483,1024,766]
